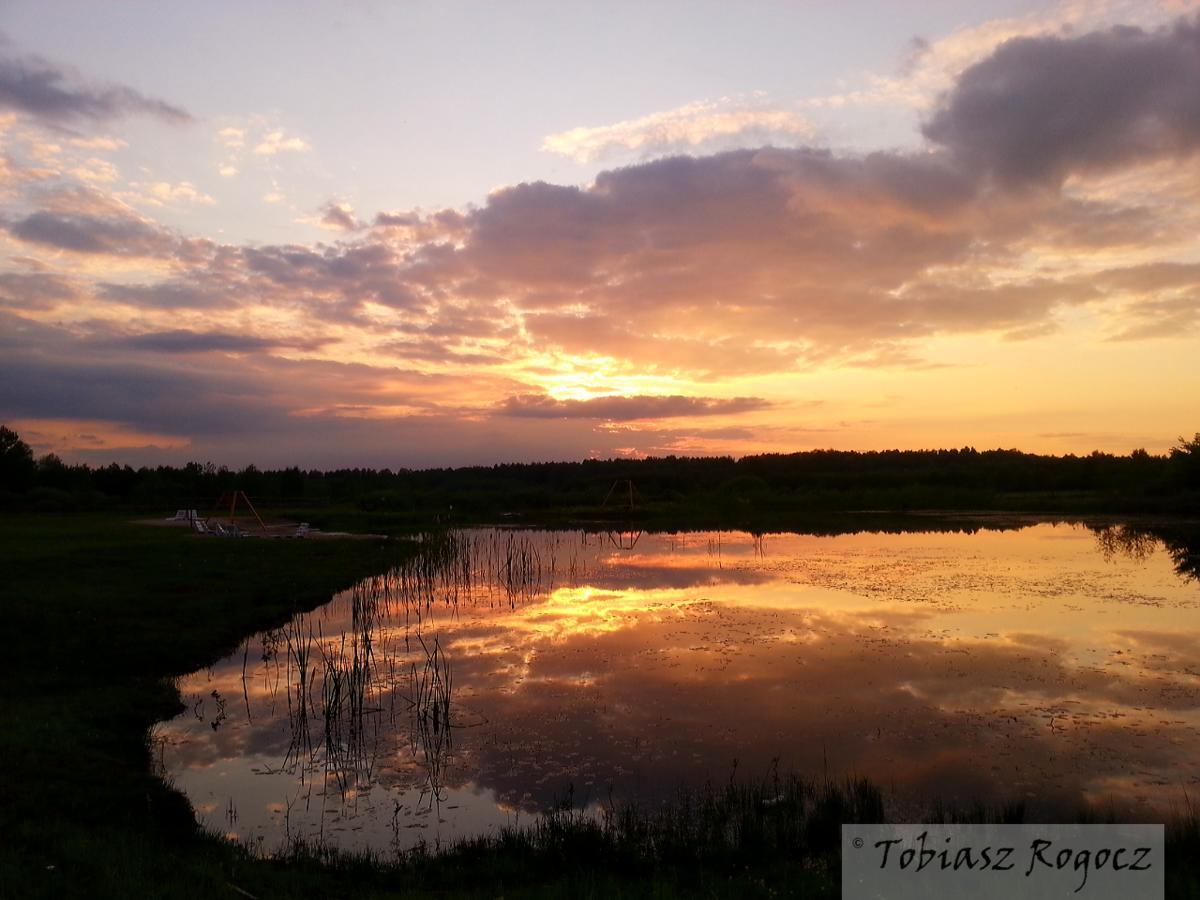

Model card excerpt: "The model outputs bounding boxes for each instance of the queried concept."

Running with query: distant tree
[280,466,305,498]
[1169,433,1200,489]
[1173,434,1200,455]
[0,425,36,491]
[36,452,72,490]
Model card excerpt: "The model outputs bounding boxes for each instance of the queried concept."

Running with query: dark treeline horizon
[3,425,1199,516]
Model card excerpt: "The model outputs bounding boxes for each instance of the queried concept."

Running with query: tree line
[2,425,1198,516]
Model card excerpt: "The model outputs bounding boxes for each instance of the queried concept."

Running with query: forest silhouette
[3,425,1198,518]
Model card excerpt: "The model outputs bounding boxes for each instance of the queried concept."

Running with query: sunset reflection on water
[157,522,1200,854]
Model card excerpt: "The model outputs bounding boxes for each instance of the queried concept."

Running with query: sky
[1,0,1198,468]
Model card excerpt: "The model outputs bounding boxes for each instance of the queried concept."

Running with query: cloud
[237,241,421,313]
[108,329,327,354]
[1107,293,1200,340]
[4,15,1199,464]
[0,352,287,437]
[898,35,932,77]
[316,200,363,232]
[0,49,191,125]
[2,184,180,257]
[542,95,815,163]
[458,148,990,358]
[0,271,80,310]
[98,281,230,310]
[8,209,175,257]
[1095,261,1200,293]
[67,156,120,183]
[134,180,216,206]
[67,135,126,151]
[374,211,420,228]
[923,16,1200,187]
[0,315,611,466]
[499,394,772,420]
[802,0,1196,116]
[378,339,505,367]
[217,127,245,149]
[523,312,799,377]
[253,130,309,156]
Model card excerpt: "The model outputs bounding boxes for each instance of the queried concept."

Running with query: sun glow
[517,353,696,402]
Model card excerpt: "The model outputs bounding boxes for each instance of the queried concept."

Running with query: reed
[405,632,455,809]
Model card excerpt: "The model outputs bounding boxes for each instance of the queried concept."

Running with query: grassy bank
[3,514,1198,898]
[0,515,404,897]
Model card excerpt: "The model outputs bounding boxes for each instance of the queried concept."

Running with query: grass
[0,514,403,897]
[3,513,1199,898]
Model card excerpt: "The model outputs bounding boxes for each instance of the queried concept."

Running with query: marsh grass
[224,769,1200,898]
[236,768,880,896]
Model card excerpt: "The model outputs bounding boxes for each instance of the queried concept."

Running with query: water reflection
[1093,523,1200,581]
[158,522,1200,854]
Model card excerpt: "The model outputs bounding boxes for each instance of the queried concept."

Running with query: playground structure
[178,491,310,538]
[209,490,269,535]
[601,479,641,510]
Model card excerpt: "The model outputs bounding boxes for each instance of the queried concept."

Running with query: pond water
[155,521,1200,855]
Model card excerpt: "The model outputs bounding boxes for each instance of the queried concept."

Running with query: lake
[155,520,1200,855]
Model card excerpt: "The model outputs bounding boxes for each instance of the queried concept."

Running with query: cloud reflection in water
[158,524,1200,853]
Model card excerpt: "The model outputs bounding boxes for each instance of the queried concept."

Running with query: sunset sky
[1,0,1198,468]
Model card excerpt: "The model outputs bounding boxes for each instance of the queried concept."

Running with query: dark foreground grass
[0,514,401,898]
[3,514,1199,898]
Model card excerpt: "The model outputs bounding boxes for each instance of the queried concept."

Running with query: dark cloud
[0,315,593,467]
[98,281,230,309]
[319,201,363,232]
[0,351,287,436]
[0,310,70,350]
[924,17,1200,187]
[109,330,326,354]
[240,242,419,312]
[499,393,772,420]
[373,211,419,228]
[8,210,176,257]
[463,149,978,339]
[0,271,79,310]
[0,50,192,125]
